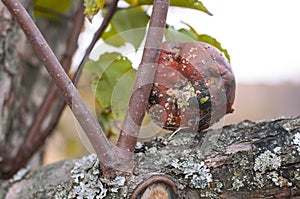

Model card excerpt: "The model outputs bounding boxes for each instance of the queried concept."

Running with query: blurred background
[43,0,300,164]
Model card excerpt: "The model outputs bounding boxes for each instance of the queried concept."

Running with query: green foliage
[111,69,136,121]
[197,34,231,62]
[84,0,105,21]
[103,7,149,49]
[166,24,230,62]
[33,0,73,19]
[125,0,212,15]
[84,52,133,109]
[84,52,135,135]
[165,26,197,42]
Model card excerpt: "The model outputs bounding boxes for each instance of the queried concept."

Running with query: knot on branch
[129,173,178,199]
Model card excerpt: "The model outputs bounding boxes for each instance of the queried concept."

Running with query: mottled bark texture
[1,117,299,198]
[0,1,75,168]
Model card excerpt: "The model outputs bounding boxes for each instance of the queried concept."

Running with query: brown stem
[24,2,85,151]
[116,0,170,160]
[1,0,116,176]
[0,2,84,179]
[18,0,119,178]
[73,0,119,85]
[0,0,120,179]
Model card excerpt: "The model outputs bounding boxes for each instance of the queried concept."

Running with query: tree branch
[73,0,119,85]
[0,3,86,179]
[116,0,170,159]
[1,0,116,177]
[3,117,300,198]
[24,1,85,154]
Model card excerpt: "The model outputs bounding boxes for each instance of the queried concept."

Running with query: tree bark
[1,116,299,198]
[0,1,78,169]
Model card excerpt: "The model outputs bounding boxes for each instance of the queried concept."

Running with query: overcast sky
[167,0,300,84]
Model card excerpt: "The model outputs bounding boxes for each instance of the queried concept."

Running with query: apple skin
[147,41,235,132]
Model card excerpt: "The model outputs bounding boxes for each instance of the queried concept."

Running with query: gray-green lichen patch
[230,176,245,191]
[293,132,300,153]
[69,154,107,199]
[170,153,212,189]
[267,171,292,187]
[134,133,195,175]
[252,149,294,188]
[101,176,126,194]
[69,154,128,199]
[254,150,281,173]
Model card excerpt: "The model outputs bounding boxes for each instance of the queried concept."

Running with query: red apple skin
[147,41,235,132]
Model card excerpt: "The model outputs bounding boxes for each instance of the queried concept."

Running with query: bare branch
[73,0,119,85]
[1,0,116,177]
[25,2,85,153]
[116,0,170,163]
[0,3,86,179]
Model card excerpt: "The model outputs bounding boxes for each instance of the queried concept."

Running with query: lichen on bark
[1,117,300,198]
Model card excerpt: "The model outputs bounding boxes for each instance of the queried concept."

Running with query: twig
[24,2,84,152]
[0,0,120,179]
[1,0,116,176]
[31,0,120,161]
[116,0,170,161]
[73,0,119,84]
[19,0,119,178]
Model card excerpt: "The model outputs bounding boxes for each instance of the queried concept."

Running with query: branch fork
[1,0,170,180]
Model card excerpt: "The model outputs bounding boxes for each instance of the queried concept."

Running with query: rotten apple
[147,41,235,132]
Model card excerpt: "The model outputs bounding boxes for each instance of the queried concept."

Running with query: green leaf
[132,0,212,15]
[84,0,105,21]
[197,34,231,62]
[84,52,136,136]
[103,7,149,49]
[102,24,126,47]
[111,69,136,121]
[84,52,121,76]
[33,0,73,19]
[183,23,231,62]
[171,0,212,15]
[165,26,197,41]
[85,52,133,109]
[125,0,138,6]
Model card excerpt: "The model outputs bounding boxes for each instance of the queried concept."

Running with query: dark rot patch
[147,41,235,132]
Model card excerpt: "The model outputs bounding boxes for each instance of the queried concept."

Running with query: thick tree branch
[1,0,116,177]
[2,117,300,198]
[116,0,170,161]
